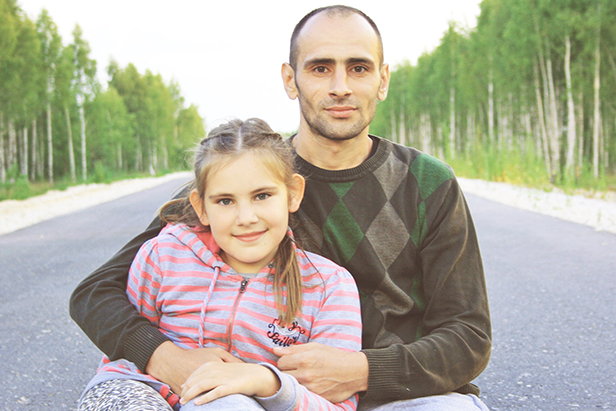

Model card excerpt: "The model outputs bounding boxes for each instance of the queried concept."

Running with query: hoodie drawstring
[198,265,220,348]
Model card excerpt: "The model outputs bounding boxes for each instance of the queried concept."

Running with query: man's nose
[329,69,352,98]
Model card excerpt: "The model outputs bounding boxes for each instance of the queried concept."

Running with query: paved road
[0,178,614,410]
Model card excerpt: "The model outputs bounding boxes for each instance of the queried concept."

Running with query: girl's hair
[160,118,303,325]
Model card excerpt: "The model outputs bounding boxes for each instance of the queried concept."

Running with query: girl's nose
[236,204,258,226]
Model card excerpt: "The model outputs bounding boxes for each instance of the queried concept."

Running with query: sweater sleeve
[362,176,491,401]
[69,215,169,372]
[256,267,362,411]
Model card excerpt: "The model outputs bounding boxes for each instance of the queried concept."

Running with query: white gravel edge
[1,172,615,236]
[458,177,616,235]
[0,172,192,236]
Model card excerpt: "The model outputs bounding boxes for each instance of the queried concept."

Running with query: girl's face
[190,152,304,273]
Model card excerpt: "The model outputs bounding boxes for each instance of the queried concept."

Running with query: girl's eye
[218,198,233,206]
[255,193,270,201]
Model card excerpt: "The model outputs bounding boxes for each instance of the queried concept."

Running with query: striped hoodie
[83,223,362,410]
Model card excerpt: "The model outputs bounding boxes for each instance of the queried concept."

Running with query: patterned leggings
[78,379,173,411]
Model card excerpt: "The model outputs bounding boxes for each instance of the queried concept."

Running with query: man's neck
[293,130,373,171]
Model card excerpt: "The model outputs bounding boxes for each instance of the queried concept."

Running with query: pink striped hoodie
[84,223,362,410]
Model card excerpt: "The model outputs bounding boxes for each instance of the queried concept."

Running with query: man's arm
[69,215,168,372]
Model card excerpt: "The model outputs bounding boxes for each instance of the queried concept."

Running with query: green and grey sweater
[292,136,491,404]
[69,135,490,407]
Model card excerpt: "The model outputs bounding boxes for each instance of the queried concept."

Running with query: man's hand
[145,341,243,394]
[273,342,368,403]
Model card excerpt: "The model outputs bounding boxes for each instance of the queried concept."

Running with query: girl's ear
[189,189,210,226]
[288,173,306,213]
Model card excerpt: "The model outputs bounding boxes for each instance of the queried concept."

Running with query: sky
[17,0,482,134]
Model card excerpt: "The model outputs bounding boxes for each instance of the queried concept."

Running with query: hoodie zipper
[226,278,249,353]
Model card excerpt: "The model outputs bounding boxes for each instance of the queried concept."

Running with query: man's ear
[378,63,391,101]
[281,63,299,100]
[189,189,210,226]
[288,173,306,213]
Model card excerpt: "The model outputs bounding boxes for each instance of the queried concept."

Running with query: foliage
[0,1,206,199]
[373,0,616,193]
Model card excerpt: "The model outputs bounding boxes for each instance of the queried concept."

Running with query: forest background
[1,0,615,201]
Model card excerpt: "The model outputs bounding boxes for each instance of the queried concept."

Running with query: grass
[447,146,616,199]
[0,163,185,202]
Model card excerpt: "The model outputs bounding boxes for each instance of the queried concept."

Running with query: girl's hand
[180,362,281,406]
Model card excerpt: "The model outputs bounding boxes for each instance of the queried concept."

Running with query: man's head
[282,5,390,142]
[289,5,384,71]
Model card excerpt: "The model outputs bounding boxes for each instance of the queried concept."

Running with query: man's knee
[359,393,489,411]
[180,394,265,410]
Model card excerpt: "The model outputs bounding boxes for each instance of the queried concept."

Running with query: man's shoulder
[372,136,453,178]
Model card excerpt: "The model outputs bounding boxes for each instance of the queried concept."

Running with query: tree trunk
[79,102,87,181]
[117,143,122,170]
[449,85,456,158]
[22,126,28,177]
[534,61,552,177]
[564,34,577,178]
[47,103,53,184]
[8,119,17,172]
[66,106,76,183]
[577,90,584,180]
[546,49,560,181]
[488,67,495,146]
[0,112,5,184]
[592,23,601,179]
[30,119,37,181]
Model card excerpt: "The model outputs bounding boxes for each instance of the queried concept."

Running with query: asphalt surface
[0,177,614,410]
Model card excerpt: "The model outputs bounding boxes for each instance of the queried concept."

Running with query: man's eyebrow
[303,57,376,69]
[303,57,336,68]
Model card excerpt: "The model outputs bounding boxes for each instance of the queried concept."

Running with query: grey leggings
[78,379,266,410]
[78,380,173,411]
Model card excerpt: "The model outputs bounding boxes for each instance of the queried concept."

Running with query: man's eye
[255,193,270,201]
[314,66,328,74]
[352,66,367,74]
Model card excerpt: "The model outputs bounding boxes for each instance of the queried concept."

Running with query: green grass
[0,164,185,202]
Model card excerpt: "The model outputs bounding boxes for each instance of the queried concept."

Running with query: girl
[78,118,362,411]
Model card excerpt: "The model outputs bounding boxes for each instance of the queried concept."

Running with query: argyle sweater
[70,135,491,407]
[84,224,361,411]
[291,137,491,404]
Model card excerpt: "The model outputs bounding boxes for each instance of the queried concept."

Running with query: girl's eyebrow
[207,186,279,199]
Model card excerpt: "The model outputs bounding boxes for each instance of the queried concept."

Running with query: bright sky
[17,0,481,134]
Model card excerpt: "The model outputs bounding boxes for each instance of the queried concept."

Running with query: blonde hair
[160,118,303,325]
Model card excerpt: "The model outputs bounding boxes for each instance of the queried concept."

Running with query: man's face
[283,13,390,141]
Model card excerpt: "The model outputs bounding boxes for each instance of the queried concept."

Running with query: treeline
[0,0,205,190]
[372,0,616,187]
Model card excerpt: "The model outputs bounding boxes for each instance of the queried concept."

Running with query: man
[71,5,491,410]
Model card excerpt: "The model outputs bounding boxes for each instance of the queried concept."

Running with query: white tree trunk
[31,119,37,181]
[488,68,495,145]
[564,35,577,177]
[592,28,601,179]
[534,62,552,177]
[79,102,87,181]
[449,85,456,158]
[546,52,560,180]
[117,143,123,170]
[66,106,76,183]
[0,112,5,183]
[47,103,53,184]
[22,126,28,177]
[8,119,17,172]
